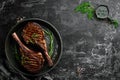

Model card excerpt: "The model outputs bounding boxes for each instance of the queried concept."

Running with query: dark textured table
[0,0,120,80]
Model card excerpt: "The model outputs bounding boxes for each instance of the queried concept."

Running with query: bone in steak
[22,22,53,66]
[12,32,45,73]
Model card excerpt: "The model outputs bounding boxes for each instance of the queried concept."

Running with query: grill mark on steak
[12,32,45,73]
[22,22,53,66]
[20,48,44,73]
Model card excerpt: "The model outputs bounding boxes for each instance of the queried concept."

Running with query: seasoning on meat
[12,32,45,73]
[20,47,44,73]
[22,22,53,66]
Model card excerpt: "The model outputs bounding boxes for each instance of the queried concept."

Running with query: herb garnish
[108,18,119,28]
[21,54,30,65]
[31,33,39,38]
[26,33,39,44]
[14,45,20,61]
[27,38,34,44]
[44,30,54,57]
[110,19,119,28]
[74,2,95,19]
[74,2,119,28]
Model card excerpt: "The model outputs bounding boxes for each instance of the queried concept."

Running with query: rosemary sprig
[44,30,54,57]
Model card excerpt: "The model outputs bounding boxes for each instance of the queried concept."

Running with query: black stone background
[0,0,120,80]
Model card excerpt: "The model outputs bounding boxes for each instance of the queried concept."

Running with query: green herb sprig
[44,30,54,57]
[108,17,119,28]
[74,2,119,28]
[110,19,119,28]
[74,2,95,19]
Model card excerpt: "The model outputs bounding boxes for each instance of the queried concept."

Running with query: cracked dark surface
[0,0,120,80]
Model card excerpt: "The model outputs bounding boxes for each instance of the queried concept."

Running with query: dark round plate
[5,18,63,77]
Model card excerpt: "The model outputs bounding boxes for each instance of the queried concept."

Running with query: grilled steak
[12,33,45,73]
[19,48,44,73]
[22,22,53,66]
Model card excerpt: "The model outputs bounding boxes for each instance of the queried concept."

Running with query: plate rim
[5,18,63,76]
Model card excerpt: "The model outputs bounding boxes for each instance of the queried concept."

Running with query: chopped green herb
[31,33,39,38]
[27,38,34,44]
[74,2,95,19]
[27,33,39,44]
[21,54,30,65]
[21,56,25,65]
[21,60,26,65]
[87,8,94,19]
[111,19,119,28]
[108,17,119,28]
[75,2,90,13]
